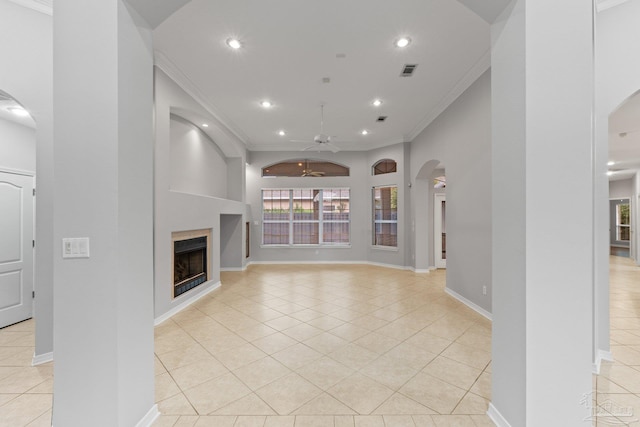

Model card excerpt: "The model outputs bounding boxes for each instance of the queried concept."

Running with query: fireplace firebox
[174,236,208,297]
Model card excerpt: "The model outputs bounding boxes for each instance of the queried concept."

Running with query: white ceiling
[609,91,640,181]
[153,0,490,152]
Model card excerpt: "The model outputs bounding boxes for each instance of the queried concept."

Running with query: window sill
[371,245,399,252]
[261,244,352,249]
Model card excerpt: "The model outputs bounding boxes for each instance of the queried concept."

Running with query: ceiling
[152,0,490,152]
[608,91,640,181]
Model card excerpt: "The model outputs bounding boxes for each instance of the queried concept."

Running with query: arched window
[262,159,349,177]
[372,159,397,175]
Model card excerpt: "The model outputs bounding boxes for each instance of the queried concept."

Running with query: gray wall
[0,118,36,173]
[610,178,633,199]
[0,0,54,360]
[170,114,228,199]
[220,214,244,269]
[245,147,408,267]
[154,69,246,320]
[410,70,492,313]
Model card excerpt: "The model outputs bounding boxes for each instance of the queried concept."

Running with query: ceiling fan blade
[290,139,312,143]
[325,142,340,153]
[302,145,318,151]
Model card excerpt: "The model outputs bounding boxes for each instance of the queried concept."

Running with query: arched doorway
[414,159,444,272]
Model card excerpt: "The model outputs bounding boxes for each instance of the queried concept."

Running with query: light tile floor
[2,259,638,426]
[152,265,494,426]
[596,256,640,426]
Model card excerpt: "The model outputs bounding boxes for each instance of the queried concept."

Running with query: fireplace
[172,229,212,298]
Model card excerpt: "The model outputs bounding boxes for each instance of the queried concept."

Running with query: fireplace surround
[172,229,212,298]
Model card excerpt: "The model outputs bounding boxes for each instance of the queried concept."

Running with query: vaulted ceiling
[152,0,491,152]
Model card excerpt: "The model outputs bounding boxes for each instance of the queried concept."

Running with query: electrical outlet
[482,285,487,295]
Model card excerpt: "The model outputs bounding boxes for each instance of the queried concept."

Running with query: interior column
[490,0,594,425]
[52,1,156,425]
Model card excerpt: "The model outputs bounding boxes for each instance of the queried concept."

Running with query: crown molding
[154,50,249,147]
[406,49,491,142]
[596,0,630,12]
[6,0,52,15]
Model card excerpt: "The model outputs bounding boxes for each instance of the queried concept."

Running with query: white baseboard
[593,349,614,374]
[220,267,245,272]
[413,268,431,273]
[247,260,415,271]
[445,287,492,321]
[154,281,221,326]
[135,404,159,427]
[487,403,512,427]
[32,351,53,366]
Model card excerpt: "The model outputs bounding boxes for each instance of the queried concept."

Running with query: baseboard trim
[220,267,245,272]
[247,260,415,271]
[487,403,511,427]
[135,404,159,427]
[445,287,492,321]
[32,351,53,366]
[154,281,221,326]
[413,269,431,273]
[593,349,614,374]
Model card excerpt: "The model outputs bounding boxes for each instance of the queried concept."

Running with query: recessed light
[278,130,286,136]
[202,123,209,128]
[395,37,411,48]
[607,161,615,166]
[361,130,369,135]
[226,38,242,49]
[607,171,614,176]
[8,106,29,117]
[260,100,273,108]
[372,99,382,107]
[298,162,303,166]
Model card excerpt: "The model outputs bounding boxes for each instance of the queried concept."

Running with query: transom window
[263,160,349,177]
[262,189,350,246]
[373,159,397,175]
[373,186,398,247]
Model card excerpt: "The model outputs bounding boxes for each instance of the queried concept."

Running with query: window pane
[373,186,398,247]
[293,223,319,244]
[322,188,350,220]
[263,222,290,244]
[263,190,290,221]
[293,189,319,221]
[374,223,397,246]
[323,222,350,244]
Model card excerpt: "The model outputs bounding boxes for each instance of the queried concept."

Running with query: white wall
[170,115,228,199]
[0,0,54,360]
[154,69,246,320]
[53,0,155,424]
[410,70,492,314]
[491,1,594,424]
[0,118,36,173]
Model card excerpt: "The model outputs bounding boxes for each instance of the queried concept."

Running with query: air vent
[400,64,418,77]
[376,116,388,122]
[322,77,331,84]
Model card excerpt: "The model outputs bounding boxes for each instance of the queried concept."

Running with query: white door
[0,171,34,328]
[434,193,446,268]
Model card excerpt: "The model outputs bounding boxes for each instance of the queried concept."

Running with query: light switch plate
[62,237,90,258]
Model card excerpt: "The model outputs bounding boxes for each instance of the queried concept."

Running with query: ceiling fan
[291,104,340,153]
[301,159,325,177]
